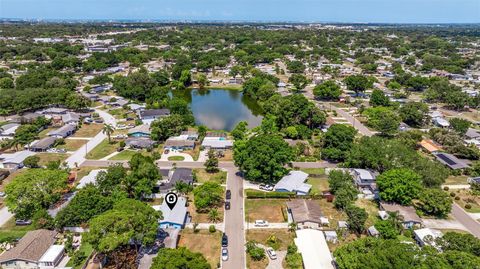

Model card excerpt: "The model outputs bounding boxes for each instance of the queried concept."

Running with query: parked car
[117,147,124,152]
[266,247,277,260]
[222,233,228,247]
[260,184,274,191]
[254,220,269,227]
[225,201,231,210]
[222,248,229,261]
[0,192,6,198]
[226,189,231,200]
[164,149,170,154]
[15,219,32,226]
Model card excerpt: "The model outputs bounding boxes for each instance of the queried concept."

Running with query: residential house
[158,168,194,192]
[164,139,195,151]
[41,107,68,116]
[294,229,334,269]
[350,169,378,199]
[9,113,43,124]
[379,202,423,229]
[419,139,442,153]
[201,137,233,150]
[138,109,170,125]
[61,113,80,125]
[414,228,443,248]
[0,151,36,170]
[180,131,199,141]
[0,123,20,140]
[275,171,311,195]
[47,124,76,138]
[29,137,57,152]
[153,196,189,229]
[433,152,470,170]
[125,137,155,150]
[128,124,151,137]
[0,229,64,269]
[286,199,324,229]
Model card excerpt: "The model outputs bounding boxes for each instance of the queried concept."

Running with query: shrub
[454,196,460,200]
[119,140,126,148]
[209,225,216,233]
[465,204,472,209]
[443,186,449,191]
[246,190,294,199]
[450,192,456,197]
[246,241,265,261]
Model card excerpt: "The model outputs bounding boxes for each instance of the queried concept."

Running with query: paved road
[0,206,14,227]
[222,167,246,269]
[451,203,480,238]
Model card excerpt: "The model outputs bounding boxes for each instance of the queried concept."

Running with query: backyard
[178,229,221,269]
[452,189,480,213]
[193,169,227,184]
[73,124,103,138]
[245,199,287,223]
[246,229,295,269]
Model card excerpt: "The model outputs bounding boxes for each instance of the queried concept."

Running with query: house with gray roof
[29,137,57,152]
[433,152,470,170]
[0,229,63,269]
[0,123,20,140]
[61,113,80,125]
[47,124,76,138]
[274,170,311,195]
[138,109,170,125]
[125,137,155,149]
[158,168,194,192]
[128,124,151,137]
[0,151,36,170]
[153,196,189,229]
[287,199,324,229]
[164,139,195,151]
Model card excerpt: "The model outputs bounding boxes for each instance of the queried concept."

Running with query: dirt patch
[73,124,103,138]
[246,229,294,251]
[245,199,287,223]
[178,229,221,268]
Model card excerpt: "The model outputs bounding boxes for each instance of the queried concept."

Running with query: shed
[324,231,338,243]
[368,226,380,237]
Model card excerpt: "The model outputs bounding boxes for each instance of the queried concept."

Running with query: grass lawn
[36,153,69,166]
[86,139,119,160]
[316,199,347,229]
[73,124,103,138]
[109,150,138,161]
[66,242,94,269]
[73,166,105,182]
[452,189,480,213]
[187,193,225,223]
[193,169,227,184]
[0,218,35,243]
[245,199,287,223]
[355,199,379,228]
[307,178,329,193]
[444,175,469,185]
[183,147,201,161]
[178,229,221,268]
[57,139,88,151]
[38,127,57,138]
[246,229,294,251]
[168,156,185,161]
[300,168,326,176]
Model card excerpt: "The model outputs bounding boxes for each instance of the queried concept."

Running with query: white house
[414,228,443,248]
[274,171,311,195]
[294,229,334,269]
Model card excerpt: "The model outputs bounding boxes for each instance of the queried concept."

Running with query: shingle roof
[30,137,56,150]
[138,109,170,119]
[287,199,323,224]
[164,139,195,148]
[380,202,422,224]
[47,124,76,137]
[0,230,58,263]
[274,171,311,193]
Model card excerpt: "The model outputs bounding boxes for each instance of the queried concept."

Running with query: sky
[1,0,479,23]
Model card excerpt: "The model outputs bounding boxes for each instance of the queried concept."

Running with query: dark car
[222,233,228,247]
[226,190,231,200]
[225,201,231,210]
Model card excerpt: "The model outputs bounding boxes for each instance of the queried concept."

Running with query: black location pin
[165,192,178,210]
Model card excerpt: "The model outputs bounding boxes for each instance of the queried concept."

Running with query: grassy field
[86,139,119,160]
[57,139,88,151]
[300,168,326,175]
[168,156,185,161]
[246,229,294,251]
[38,127,57,138]
[187,193,225,223]
[0,218,35,243]
[444,175,469,185]
[453,189,480,213]
[307,177,329,193]
[245,199,287,223]
[36,153,69,166]
[355,199,379,228]
[178,229,221,268]
[73,166,105,182]
[193,169,227,184]
[73,124,103,138]
[109,150,138,161]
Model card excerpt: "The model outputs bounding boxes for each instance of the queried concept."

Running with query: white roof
[274,171,311,193]
[0,150,36,165]
[0,123,20,135]
[434,118,450,127]
[39,245,64,263]
[414,228,443,245]
[77,169,106,189]
[157,196,188,226]
[201,138,233,148]
[352,169,375,180]
[295,229,334,269]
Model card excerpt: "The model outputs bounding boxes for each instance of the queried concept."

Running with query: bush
[119,140,126,148]
[465,204,472,209]
[71,251,87,266]
[246,241,265,261]
[246,190,295,199]
[443,186,449,191]
[454,196,460,200]
[450,192,456,197]
[209,225,216,233]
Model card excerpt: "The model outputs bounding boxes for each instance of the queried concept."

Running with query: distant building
[47,124,76,138]
[125,137,155,150]
[0,151,36,170]
[0,123,20,140]
[137,109,170,125]
[128,124,151,137]
[275,171,311,195]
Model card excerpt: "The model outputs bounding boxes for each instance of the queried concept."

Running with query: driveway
[159,150,194,162]
[258,244,287,269]
[451,203,480,238]
[422,218,468,231]
[0,206,14,227]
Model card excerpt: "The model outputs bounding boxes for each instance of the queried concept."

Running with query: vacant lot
[57,139,88,151]
[246,229,294,251]
[316,199,347,229]
[245,199,287,223]
[178,229,221,268]
[86,139,119,160]
[36,153,69,166]
[444,175,468,185]
[355,199,379,228]
[193,169,227,184]
[453,189,480,213]
[73,124,103,138]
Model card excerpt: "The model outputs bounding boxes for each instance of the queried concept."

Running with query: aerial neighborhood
[0,18,479,269]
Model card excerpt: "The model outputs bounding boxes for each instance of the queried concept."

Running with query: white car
[266,247,277,260]
[259,184,274,191]
[0,192,6,198]
[221,248,229,261]
[254,220,269,227]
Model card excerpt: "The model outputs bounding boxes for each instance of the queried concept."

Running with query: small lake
[173,89,263,131]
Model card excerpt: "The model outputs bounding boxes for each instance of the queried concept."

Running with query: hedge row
[246,190,295,199]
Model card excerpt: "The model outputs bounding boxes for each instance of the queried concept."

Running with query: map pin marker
[165,192,178,210]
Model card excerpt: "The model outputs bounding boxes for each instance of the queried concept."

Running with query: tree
[102,124,114,143]
[23,155,40,168]
[208,208,220,223]
[369,89,390,107]
[175,182,193,195]
[399,102,430,127]
[14,124,38,146]
[344,75,373,95]
[285,244,303,269]
[151,248,210,269]
[284,126,299,139]
[416,188,452,218]
[313,80,341,100]
[437,232,480,256]
[449,118,471,136]
[85,199,161,255]
[333,186,358,210]
[328,170,354,194]
[96,164,127,195]
[5,169,68,219]
[151,114,188,142]
[126,154,159,199]
[231,121,248,140]
[233,134,294,183]
[322,124,357,161]
[374,220,400,239]
[55,184,113,228]
[193,182,223,211]
[376,168,422,205]
[363,107,400,136]
[345,205,367,235]
[288,74,308,93]
[204,149,219,173]
[197,73,208,90]
[0,77,14,89]
[246,241,266,261]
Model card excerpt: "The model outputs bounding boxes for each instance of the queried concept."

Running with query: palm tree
[208,208,220,223]
[288,222,298,233]
[102,123,114,143]
[388,211,404,232]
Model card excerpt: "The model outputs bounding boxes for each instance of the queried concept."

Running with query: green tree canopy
[313,80,342,100]
[322,124,357,161]
[151,248,211,269]
[377,168,422,205]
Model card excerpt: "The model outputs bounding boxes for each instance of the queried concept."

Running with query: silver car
[222,248,229,261]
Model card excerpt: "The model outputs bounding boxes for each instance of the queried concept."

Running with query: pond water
[173,88,263,131]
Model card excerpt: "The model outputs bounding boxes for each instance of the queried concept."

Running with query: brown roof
[419,139,442,153]
[287,199,323,224]
[380,202,422,224]
[0,229,58,263]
